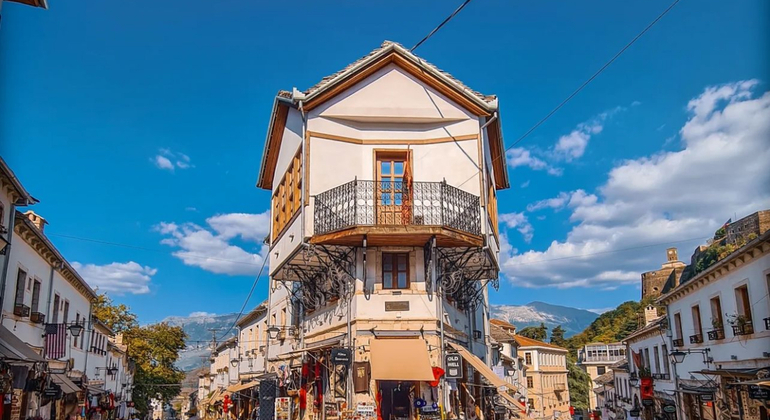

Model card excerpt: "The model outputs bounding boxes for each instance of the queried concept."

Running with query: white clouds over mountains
[500,80,770,290]
[155,211,270,276]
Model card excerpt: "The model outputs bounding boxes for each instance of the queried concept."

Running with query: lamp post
[68,322,84,338]
[267,326,280,340]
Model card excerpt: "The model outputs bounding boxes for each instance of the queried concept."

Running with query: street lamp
[629,374,640,387]
[230,359,239,368]
[670,350,687,364]
[0,235,9,255]
[267,326,280,340]
[68,323,84,337]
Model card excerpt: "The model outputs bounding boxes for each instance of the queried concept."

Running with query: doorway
[379,381,413,420]
[375,151,411,225]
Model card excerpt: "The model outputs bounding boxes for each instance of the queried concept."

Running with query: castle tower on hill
[641,247,685,299]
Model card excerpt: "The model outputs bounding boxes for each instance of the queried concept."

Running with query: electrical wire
[456,0,682,189]
[411,0,473,52]
[217,254,269,341]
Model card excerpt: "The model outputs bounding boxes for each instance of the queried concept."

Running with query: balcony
[554,383,566,392]
[731,322,754,336]
[689,334,703,344]
[313,180,482,247]
[672,338,683,347]
[707,328,725,341]
[13,304,30,318]
[30,312,45,324]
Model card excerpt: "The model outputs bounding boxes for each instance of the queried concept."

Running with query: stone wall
[726,210,770,245]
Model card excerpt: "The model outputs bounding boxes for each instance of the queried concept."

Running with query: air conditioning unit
[13,304,30,318]
[30,312,45,324]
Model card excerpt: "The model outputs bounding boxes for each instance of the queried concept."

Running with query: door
[376,151,411,225]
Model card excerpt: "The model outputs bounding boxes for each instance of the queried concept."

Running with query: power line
[457,0,682,189]
[411,0,473,52]
[217,255,269,341]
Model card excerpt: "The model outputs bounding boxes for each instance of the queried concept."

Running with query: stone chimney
[24,211,48,233]
[644,306,659,326]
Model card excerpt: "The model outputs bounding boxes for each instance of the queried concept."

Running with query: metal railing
[707,328,725,341]
[731,322,754,336]
[579,355,626,363]
[672,338,684,347]
[689,334,703,344]
[314,179,481,237]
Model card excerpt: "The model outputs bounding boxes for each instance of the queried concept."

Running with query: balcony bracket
[273,244,357,313]
[436,247,498,310]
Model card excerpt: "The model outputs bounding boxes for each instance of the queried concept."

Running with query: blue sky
[1,0,768,323]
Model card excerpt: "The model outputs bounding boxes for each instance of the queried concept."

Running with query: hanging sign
[629,409,641,417]
[642,399,654,406]
[699,394,714,402]
[663,405,677,413]
[445,354,462,379]
[330,348,352,366]
[748,385,770,400]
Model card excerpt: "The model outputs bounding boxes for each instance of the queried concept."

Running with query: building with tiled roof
[515,334,570,419]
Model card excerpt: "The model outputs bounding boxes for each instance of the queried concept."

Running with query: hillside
[490,301,599,337]
[565,297,656,353]
[164,312,240,371]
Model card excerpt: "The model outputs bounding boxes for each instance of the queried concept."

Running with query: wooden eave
[14,212,97,300]
[486,118,510,190]
[256,100,291,190]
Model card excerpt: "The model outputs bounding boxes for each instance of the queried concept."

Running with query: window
[674,312,683,340]
[691,305,703,336]
[527,376,534,388]
[14,268,26,307]
[662,344,669,374]
[487,176,498,236]
[0,202,4,229]
[653,346,661,373]
[644,348,651,370]
[710,296,723,329]
[74,314,80,348]
[271,149,302,240]
[382,253,409,289]
[734,285,752,322]
[280,307,287,326]
[597,366,606,375]
[52,294,60,323]
[31,280,41,313]
[63,300,70,324]
[376,151,410,225]
[525,352,532,365]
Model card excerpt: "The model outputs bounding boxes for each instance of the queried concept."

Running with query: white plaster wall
[238,314,267,376]
[666,252,770,371]
[626,332,676,396]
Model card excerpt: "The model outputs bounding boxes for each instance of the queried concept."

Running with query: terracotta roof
[490,319,516,330]
[490,324,516,343]
[595,371,615,385]
[513,335,567,351]
[302,41,497,105]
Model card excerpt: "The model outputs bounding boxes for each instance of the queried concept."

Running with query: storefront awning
[51,374,81,394]
[279,335,345,358]
[699,367,770,379]
[447,342,527,412]
[226,380,259,393]
[370,338,434,381]
[0,325,44,362]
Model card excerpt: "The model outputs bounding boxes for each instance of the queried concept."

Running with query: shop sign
[748,385,770,400]
[663,405,677,413]
[629,409,641,417]
[385,301,409,312]
[642,399,654,407]
[699,394,714,402]
[330,348,352,366]
[445,354,462,379]
[43,386,60,398]
[356,404,375,418]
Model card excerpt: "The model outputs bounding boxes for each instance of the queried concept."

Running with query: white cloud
[499,80,770,289]
[509,106,627,175]
[71,261,156,295]
[153,155,175,171]
[585,307,614,315]
[189,311,216,318]
[499,212,534,243]
[506,148,562,176]
[520,180,530,188]
[155,211,270,276]
[152,148,194,172]
[526,191,571,212]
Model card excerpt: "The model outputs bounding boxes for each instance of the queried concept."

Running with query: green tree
[550,325,567,347]
[93,293,138,333]
[519,323,548,341]
[124,322,187,415]
[567,355,591,411]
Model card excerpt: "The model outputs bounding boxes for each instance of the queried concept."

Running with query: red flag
[45,323,67,359]
[631,350,642,369]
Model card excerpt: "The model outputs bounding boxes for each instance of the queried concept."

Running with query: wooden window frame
[673,312,683,340]
[526,376,534,388]
[52,294,60,323]
[710,296,723,327]
[31,279,41,313]
[271,148,303,242]
[381,252,410,290]
[14,268,26,307]
[691,304,703,336]
[734,285,752,321]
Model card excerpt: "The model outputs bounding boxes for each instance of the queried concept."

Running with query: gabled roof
[0,157,38,206]
[490,324,516,343]
[490,319,516,330]
[256,41,510,191]
[236,301,268,328]
[513,335,567,351]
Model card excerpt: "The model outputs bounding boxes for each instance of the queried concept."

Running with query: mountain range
[170,302,599,371]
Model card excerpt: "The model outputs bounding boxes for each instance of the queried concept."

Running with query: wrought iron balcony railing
[731,322,754,336]
[672,338,684,347]
[707,328,725,341]
[689,334,703,344]
[314,179,481,237]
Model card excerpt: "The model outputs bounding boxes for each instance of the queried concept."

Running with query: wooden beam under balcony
[310,225,482,248]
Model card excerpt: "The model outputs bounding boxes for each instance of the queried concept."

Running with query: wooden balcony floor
[310,225,483,247]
